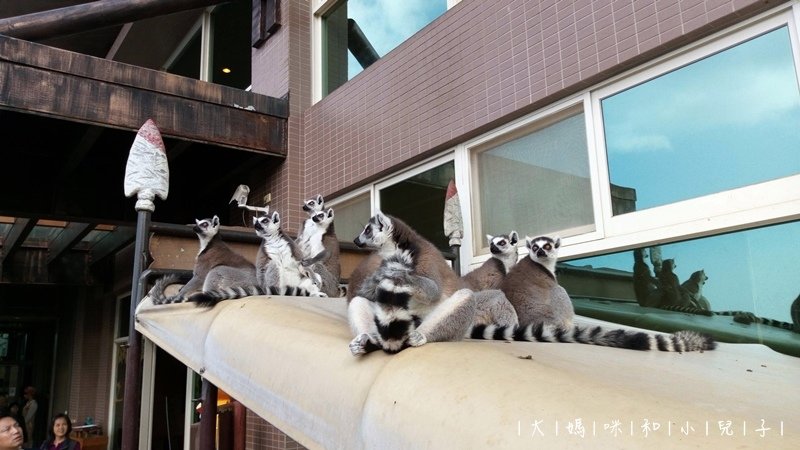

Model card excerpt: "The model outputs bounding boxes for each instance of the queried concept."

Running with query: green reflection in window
[602,27,800,214]
[473,110,594,252]
[561,220,800,356]
[322,0,447,95]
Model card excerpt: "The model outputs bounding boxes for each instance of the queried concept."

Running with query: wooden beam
[89,226,136,264]
[0,0,230,41]
[0,60,286,156]
[47,222,93,264]
[0,34,288,117]
[0,217,35,265]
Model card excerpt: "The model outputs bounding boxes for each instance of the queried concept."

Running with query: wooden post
[199,379,218,450]
[232,400,246,450]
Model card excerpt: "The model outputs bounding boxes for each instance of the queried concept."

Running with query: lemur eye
[498,240,506,246]
[544,244,552,250]
[532,245,539,251]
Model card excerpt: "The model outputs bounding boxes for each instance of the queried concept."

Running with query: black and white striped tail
[150,274,189,305]
[469,323,716,352]
[188,285,266,307]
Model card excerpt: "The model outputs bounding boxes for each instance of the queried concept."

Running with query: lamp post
[121,119,169,450]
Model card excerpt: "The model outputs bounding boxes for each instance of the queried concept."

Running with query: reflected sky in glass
[346,0,447,79]
[602,27,800,213]
[565,220,800,322]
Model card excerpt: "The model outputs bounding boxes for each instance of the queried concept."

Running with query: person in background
[38,414,80,450]
[20,389,36,449]
[0,413,25,450]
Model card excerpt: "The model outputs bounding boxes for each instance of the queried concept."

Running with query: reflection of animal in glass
[715,310,794,331]
[792,293,800,333]
[632,248,660,307]
[680,269,710,310]
[658,259,689,307]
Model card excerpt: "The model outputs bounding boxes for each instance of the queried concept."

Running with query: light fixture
[222,67,231,74]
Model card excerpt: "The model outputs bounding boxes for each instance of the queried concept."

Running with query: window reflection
[602,26,800,214]
[322,0,447,95]
[561,220,800,356]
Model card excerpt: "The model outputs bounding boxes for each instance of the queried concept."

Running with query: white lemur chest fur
[263,233,304,287]
[296,217,326,257]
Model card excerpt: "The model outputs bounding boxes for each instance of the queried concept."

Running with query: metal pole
[199,379,218,450]
[121,209,151,450]
[121,119,170,450]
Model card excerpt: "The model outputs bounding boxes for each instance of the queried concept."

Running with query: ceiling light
[222,67,231,74]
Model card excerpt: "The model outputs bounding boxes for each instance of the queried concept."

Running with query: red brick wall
[246,409,306,450]
[297,0,783,199]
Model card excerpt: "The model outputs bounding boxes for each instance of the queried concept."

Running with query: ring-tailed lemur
[659,304,796,331]
[469,236,716,352]
[792,293,800,333]
[347,212,477,355]
[302,194,325,214]
[187,211,326,306]
[632,248,661,307]
[150,216,258,305]
[296,207,341,297]
[462,231,519,291]
[680,269,710,310]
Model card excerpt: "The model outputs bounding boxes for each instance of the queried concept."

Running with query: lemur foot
[349,333,377,356]
[408,330,427,347]
[312,292,328,297]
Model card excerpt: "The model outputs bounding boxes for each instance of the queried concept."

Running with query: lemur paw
[349,333,375,356]
[312,292,328,297]
[407,330,427,347]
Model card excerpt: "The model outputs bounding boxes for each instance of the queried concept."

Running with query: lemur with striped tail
[469,236,716,352]
[149,216,258,305]
[188,211,326,306]
[347,212,478,355]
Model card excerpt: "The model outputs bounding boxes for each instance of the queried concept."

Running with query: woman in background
[38,414,80,450]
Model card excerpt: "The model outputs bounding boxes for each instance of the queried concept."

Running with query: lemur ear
[553,236,561,248]
[271,211,280,223]
[525,236,534,249]
[252,216,258,226]
[509,231,519,245]
[195,218,201,226]
[212,215,220,227]
[485,234,494,244]
[326,208,334,218]
[375,211,390,230]
[316,194,324,204]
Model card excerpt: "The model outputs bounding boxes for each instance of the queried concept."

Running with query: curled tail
[150,274,189,305]
[469,323,716,352]
[658,305,713,316]
[188,285,266,307]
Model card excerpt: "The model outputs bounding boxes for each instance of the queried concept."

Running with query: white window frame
[459,93,605,267]
[580,5,800,258]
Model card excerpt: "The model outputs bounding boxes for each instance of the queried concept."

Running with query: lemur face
[193,215,220,238]
[487,231,519,257]
[302,195,325,213]
[526,236,560,263]
[354,212,393,248]
[311,208,334,226]
[253,211,281,238]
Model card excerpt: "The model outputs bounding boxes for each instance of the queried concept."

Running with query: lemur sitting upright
[461,231,519,291]
[187,211,326,306]
[347,212,477,355]
[296,207,341,297]
[469,236,716,352]
[150,216,258,305]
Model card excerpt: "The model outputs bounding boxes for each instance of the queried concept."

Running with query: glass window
[331,192,371,243]
[379,161,455,251]
[602,26,800,214]
[210,0,252,89]
[322,0,448,95]
[561,220,800,357]
[471,108,594,253]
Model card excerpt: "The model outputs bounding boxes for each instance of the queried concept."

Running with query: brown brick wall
[246,409,306,450]
[297,0,784,200]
